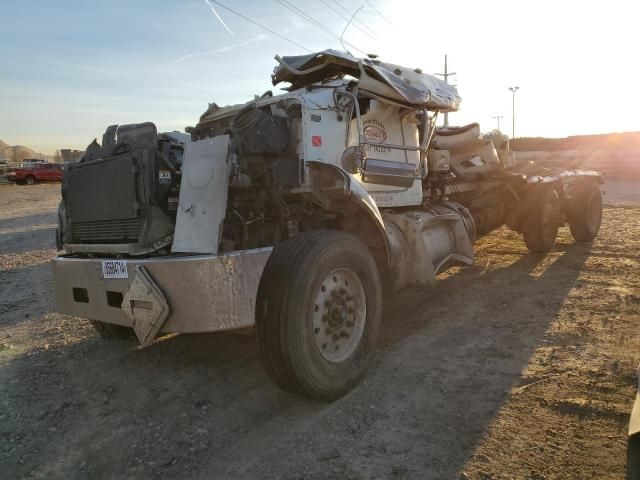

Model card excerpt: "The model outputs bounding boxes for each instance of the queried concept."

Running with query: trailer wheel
[89,320,135,340]
[25,175,36,185]
[523,188,560,253]
[568,181,602,243]
[256,230,382,401]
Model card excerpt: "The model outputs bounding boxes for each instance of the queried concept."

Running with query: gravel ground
[0,182,639,479]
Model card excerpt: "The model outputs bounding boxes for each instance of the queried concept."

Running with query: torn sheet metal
[272,49,461,111]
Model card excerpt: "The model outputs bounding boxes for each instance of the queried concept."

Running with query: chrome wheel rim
[311,267,366,363]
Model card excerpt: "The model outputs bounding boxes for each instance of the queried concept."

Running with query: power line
[325,0,379,39]
[319,0,378,39]
[208,0,312,52]
[364,0,392,24]
[274,0,366,55]
[276,0,335,40]
[340,5,363,52]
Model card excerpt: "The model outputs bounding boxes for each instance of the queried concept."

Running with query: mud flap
[122,266,170,346]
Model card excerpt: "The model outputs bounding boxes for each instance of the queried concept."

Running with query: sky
[1,0,639,154]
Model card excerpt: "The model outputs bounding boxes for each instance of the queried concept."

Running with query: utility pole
[493,115,503,130]
[435,55,456,127]
[508,86,519,138]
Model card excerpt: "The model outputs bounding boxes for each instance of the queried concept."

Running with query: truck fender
[307,161,391,279]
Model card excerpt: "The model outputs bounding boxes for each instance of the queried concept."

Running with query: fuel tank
[383,202,476,291]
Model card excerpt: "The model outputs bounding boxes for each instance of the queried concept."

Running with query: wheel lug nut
[332,333,340,341]
[340,331,348,338]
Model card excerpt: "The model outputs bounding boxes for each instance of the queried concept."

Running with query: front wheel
[256,230,382,401]
[25,176,36,185]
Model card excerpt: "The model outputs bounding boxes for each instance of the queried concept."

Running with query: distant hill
[511,131,640,152]
[510,131,640,179]
[0,139,47,163]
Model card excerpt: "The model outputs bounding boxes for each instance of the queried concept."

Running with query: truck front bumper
[53,248,272,336]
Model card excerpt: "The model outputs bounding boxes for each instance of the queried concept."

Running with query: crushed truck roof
[272,49,461,112]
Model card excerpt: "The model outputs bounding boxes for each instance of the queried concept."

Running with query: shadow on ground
[0,240,592,479]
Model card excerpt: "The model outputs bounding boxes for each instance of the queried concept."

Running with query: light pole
[493,115,503,131]
[508,86,519,138]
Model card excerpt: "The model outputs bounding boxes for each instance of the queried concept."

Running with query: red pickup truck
[6,163,64,185]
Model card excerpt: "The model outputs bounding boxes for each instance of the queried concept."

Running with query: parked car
[6,163,63,185]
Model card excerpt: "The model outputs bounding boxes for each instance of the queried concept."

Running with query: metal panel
[52,247,272,334]
[172,135,230,254]
[382,203,475,287]
[122,266,170,346]
[348,100,423,207]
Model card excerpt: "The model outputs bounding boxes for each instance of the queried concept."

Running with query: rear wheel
[523,188,560,253]
[568,181,602,242]
[25,175,36,185]
[256,230,382,401]
[89,320,135,340]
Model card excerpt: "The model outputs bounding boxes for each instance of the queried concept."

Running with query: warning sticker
[312,136,322,147]
[159,170,172,184]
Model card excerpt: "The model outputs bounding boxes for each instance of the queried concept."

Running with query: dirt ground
[1,182,639,480]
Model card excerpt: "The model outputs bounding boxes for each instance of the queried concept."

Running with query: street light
[508,86,519,138]
[493,115,503,131]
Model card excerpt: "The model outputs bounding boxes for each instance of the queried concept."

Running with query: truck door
[348,100,422,208]
[41,164,54,181]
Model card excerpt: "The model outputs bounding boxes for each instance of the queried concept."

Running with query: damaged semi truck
[53,50,603,400]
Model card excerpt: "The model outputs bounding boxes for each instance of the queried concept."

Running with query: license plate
[101,260,128,279]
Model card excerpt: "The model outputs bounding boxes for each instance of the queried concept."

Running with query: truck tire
[629,434,640,480]
[256,230,382,401]
[89,320,135,340]
[568,181,602,243]
[25,175,36,185]
[523,188,560,253]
